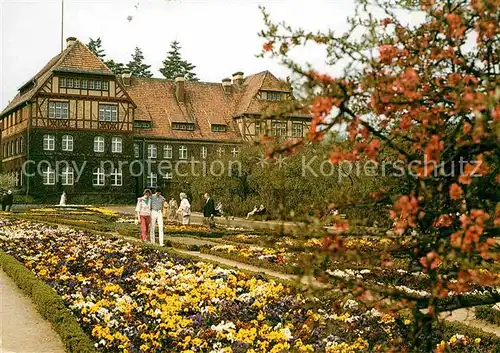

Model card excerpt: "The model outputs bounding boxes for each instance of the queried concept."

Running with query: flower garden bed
[2,216,498,352]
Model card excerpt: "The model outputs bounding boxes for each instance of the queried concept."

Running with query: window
[164,172,173,180]
[271,121,288,137]
[255,121,263,136]
[61,166,74,186]
[93,167,105,186]
[60,78,67,88]
[99,104,118,122]
[134,143,140,158]
[96,81,102,90]
[147,144,157,159]
[111,168,122,186]
[211,124,227,132]
[62,135,73,151]
[111,137,122,153]
[48,102,69,119]
[201,146,207,159]
[74,79,80,88]
[147,172,158,188]
[179,145,188,160]
[172,122,195,131]
[134,121,152,129]
[67,78,74,88]
[42,165,55,185]
[81,79,88,89]
[88,80,95,90]
[14,171,19,187]
[102,81,109,90]
[292,123,304,138]
[231,147,239,157]
[20,137,23,153]
[217,147,224,158]
[43,135,55,151]
[163,145,172,159]
[94,136,105,152]
[264,91,282,101]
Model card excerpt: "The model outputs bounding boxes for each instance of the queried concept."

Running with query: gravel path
[441,308,500,336]
[0,270,66,353]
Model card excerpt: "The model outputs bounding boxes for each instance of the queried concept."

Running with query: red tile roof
[1,40,112,118]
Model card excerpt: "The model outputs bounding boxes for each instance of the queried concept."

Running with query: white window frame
[111,137,122,153]
[93,167,105,186]
[147,172,158,188]
[201,146,207,159]
[43,135,55,151]
[179,145,188,160]
[61,166,74,186]
[94,136,105,153]
[48,101,69,119]
[147,144,157,159]
[217,147,224,158]
[111,168,123,186]
[231,147,239,157]
[292,122,304,138]
[98,104,118,122]
[163,145,172,159]
[163,171,173,180]
[42,165,55,185]
[272,121,288,137]
[62,135,73,152]
[134,143,140,158]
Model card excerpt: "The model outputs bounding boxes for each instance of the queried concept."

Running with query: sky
[0,0,355,109]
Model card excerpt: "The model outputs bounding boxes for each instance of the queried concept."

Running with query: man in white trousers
[150,187,166,246]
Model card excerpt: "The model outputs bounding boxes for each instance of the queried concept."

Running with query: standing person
[135,189,152,242]
[177,192,191,225]
[1,191,6,211]
[150,188,166,246]
[168,197,178,222]
[203,193,216,231]
[5,190,14,212]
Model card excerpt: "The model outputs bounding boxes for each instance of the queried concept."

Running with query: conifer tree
[87,37,105,60]
[127,47,153,78]
[159,40,199,81]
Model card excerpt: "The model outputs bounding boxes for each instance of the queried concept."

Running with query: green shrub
[475,305,500,325]
[187,244,201,251]
[0,249,97,353]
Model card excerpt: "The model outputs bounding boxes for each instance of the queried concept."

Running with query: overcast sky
[0,0,355,109]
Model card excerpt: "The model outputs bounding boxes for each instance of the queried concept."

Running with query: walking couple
[135,188,166,246]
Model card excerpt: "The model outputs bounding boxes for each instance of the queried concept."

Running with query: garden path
[0,270,66,353]
[440,308,500,336]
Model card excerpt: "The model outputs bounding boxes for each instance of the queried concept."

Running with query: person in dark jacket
[4,190,13,212]
[203,193,216,231]
[1,191,6,211]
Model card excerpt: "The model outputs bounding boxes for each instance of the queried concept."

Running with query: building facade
[0,37,310,202]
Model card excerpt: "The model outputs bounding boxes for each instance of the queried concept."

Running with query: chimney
[66,36,77,48]
[175,76,185,102]
[121,69,131,86]
[222,78,232,94]
[232,71,244,86]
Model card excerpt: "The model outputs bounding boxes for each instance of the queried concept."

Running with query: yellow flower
[475,338,481,344]
[404,319,411,325]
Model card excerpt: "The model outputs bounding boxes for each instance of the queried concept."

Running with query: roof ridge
[242,71,266,114]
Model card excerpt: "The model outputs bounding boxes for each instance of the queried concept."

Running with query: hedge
[0,249,97,353]
[440,320,500,346]
[475,305,500,326]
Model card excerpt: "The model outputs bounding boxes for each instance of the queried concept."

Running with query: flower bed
[1,217,498,352]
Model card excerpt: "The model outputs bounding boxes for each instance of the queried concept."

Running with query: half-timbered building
[0,37,310,202]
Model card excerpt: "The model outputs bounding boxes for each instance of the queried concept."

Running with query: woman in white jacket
[177,192,191,225]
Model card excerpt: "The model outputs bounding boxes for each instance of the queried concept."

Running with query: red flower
[263,41,274,52]
[379,44,398,64]
[449,183,463,200]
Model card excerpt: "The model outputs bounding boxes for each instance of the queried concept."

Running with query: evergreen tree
[159,40,199,81]
[87,37,105,60]
[105,60,125,75]
[86,37,125,75]
[126,47,153,78]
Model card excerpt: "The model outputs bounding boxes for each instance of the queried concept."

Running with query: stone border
[0,249,98,353]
